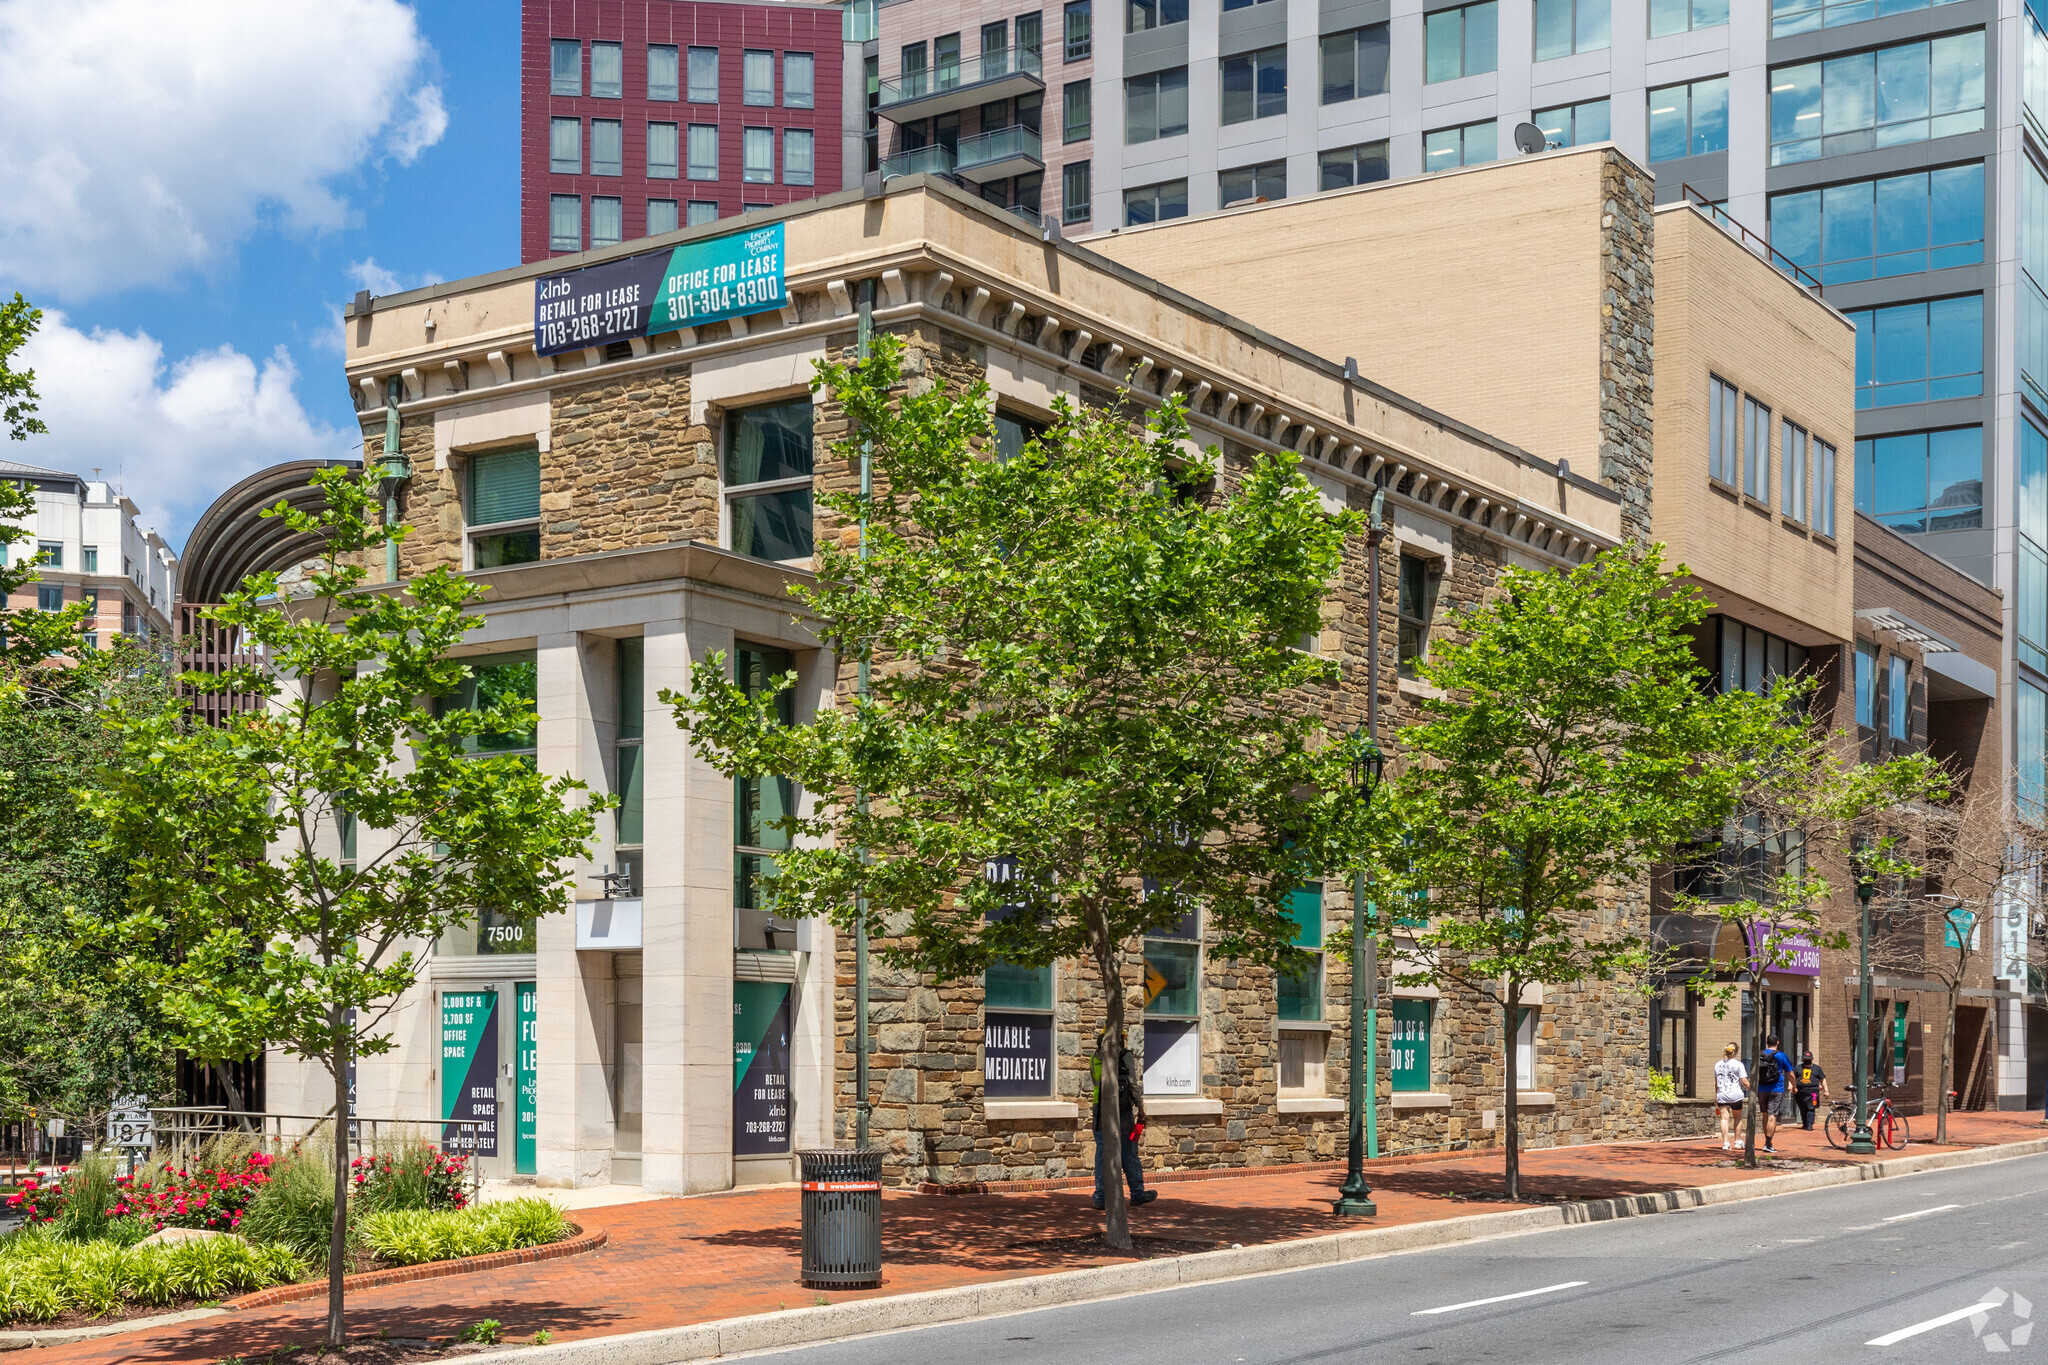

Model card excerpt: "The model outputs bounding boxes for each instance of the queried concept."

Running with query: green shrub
[53,1151,121,1242]
[237,1147,342,1267]
[352,1139,470,1214]
[357,1198,570,1267]
[1648,1069,1677,1103]
[0,1228,302,1323]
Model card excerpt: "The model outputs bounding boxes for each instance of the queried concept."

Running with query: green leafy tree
[666,337,1369,1250]
[88,468,604,1347]
[1,292,47,444]
[0,292,90,669]
[1376,550,1776,1199]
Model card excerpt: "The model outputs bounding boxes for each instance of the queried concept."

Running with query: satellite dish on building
[1514,122,1548,155]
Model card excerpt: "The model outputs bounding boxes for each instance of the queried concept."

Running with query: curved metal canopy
[180,459,360,604]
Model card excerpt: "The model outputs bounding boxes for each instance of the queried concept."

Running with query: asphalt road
[752,1152,2048,1363]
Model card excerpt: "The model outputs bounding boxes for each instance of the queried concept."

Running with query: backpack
[1756,1055,1781,1089]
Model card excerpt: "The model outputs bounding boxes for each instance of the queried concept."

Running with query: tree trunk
[211,1062,250,1131]
[327,1029,351,1350]
[1938,984,1959,1146]
[1089,911,1133,1253]
[1502,993,1520,1202]
[1744,993,1763,1169]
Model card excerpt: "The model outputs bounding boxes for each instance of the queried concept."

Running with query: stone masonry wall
[1600,150,1657,547]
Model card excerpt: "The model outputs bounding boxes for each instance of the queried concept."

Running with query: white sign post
[106,1099,153,1153]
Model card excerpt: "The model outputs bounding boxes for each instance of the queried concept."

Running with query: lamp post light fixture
[1849,836,1877,1155]
[1334,491,1388,1219]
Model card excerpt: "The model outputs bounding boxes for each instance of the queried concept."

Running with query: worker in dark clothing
[1794,1051,1830,1131]
[1091,1043,1156,1211]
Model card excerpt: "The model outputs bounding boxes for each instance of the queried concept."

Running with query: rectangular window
[1398,552,1437,678]
[1854,426,1983,534]
[784,52,814,108]
[1704,616,1810,698]
[648,44,680,101]
[82,546,98,573]
[1278,884,1324,1022]
[1063,159,1092,223]
[1534,0,1609,60]
[550,117,581,175]
[1019,12,1043,60]
[1773,0,1964,39]
[1123,178,1187,225]
[744,49,775,105]
[1784,422,1810,525]
[1222,46,1287,125]
[549,194,580,252]
[1425,2,1497,84]
[1648,77,1729,161]
[1127,0,1188,32]
[1516,1008,1538,1090]
[1220,159,1286,208]
[551,39,581,97]
[1223,0,1282,9]
[733,643,798,949]
[1066,0,1094,58]
[688,124,719,179]
[935,32,961,87]
[982,20,1008,64]
[1279,1031,1326,1095]
[468,447,542,567]
[1423,120,1497,171]
[725,400,815,560]
[591,195,621,246]
[1845,295,1982,409]
[1534,98,1610,148]
[1743,396,1770,504]
[688,200,720,226]
[1319,140,1390,191]
[743,126,774,182]
[1125,68,1189,142]
[590,119,622,176]
[616,638,645,848]
[1321,24,1389,104]
[442,650,539,769]
[647,122,678,179]
[984,856,1055,1072]
[647,198,678,235]
[591,42,622,99]
[1064,80,1091,141]
[1708,376,1740,485]
[2024,681,2048,825]
[783,128,814,185]
[36,583,62,611]
[1391,999,1432,1092]
[2026,160,2048,409]
[1889,653,1910,740]
[1651,0,1728,36]
[1769,164,1984,286]
[1817,440,1837,537]
[1770,34,1986,166]
[688,46,719,103]
[1142,921,1200,1019]
[1855,642,1876,727]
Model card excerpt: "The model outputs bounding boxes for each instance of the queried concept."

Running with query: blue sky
[1,0,524,549]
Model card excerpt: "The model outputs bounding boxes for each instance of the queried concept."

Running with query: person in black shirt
[1794,1050,1830,1131]
[1091,1043,1156,1211]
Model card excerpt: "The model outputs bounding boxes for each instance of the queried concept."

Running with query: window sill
[984,1100,1077,1122]
[1278,1019,1333,1034]
[1517,1091,1556,1107]
[1397,677,1445,701]
[1143,1096,1223,1116]
[1391,1092,1453,1109]
[1277,1096,1345,1115]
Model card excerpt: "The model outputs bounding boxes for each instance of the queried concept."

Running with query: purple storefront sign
[1743,925,1820,976]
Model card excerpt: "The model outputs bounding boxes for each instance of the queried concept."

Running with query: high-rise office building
[521,0,865,263]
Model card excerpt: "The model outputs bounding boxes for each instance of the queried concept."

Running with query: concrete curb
[321,1135,2048,1365]
[0,1307,226,1352]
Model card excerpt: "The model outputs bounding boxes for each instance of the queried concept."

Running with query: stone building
[301,140,1855,1194]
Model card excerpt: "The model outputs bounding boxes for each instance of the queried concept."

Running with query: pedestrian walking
[1091,1040,1156,1211]
[1755,1034,1795,1153]
[1794,1050,1829,1131]
[1714,1042,1749,1151]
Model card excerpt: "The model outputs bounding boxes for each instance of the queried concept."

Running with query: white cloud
[347,258,440,298]
[0,0,446,299]
[13,313,354,547]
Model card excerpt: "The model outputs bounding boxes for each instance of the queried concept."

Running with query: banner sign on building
[1742,925,1820,976]
[515,981,538,1176]
[441,989,499,1158]
[983,1011,1054,1097]
[534,223,786,357]
[1141,1019,1200,1096]
[733,981,792,1157]
[1391,998,1432,1092]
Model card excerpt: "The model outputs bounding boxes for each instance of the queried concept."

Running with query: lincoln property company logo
[1973,1288,2034,1352]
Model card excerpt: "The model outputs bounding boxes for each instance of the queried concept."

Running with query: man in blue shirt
[1755,1034,1795,1154]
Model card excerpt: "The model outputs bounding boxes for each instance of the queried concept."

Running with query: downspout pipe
[380,376,410,583]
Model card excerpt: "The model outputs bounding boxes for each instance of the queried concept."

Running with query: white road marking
[1867,1299,2006,1347]
[1412,1282,1589,1316]
[1881,1204,1962,1223]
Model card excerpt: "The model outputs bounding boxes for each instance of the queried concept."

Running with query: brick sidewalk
[28,1108,2046,1365]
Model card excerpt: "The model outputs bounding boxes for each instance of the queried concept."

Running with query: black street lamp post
[1849,836,1876,1155]
[1334,493,1387,1218]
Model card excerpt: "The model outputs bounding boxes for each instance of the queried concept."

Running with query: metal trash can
[799,1148,884,1289]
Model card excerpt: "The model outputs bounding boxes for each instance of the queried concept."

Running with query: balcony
[955,124,1042,183]
[880,144,957,181]
[877,46,1044,122]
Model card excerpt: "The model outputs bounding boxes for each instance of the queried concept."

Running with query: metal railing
[955,124,1042,174]
[149,1109,489,1196]
[877,46,1043,109]
[880,144,957,180]
[1681,184,1822,295]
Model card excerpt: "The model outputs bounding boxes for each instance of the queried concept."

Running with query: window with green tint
[725,401,815,561]
[1650,0,1726,36]
[984,854,1054,1008]
[1279,884,1323,1021]
[1425,2,1496,83]
[1391,998,1432,1090]
[1143,939,1199,1016]
[337,807,357,865]
[1769,34,1986,166]
[616,637,645,848]
[442,650,538,754]
[469,447,542,568]
[735,643,799,949]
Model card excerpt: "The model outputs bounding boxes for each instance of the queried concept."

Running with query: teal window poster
[441,989,499,1158]
[733,981,792,1156]
[515,981,538,1176]
[1391,998,1432,1093]
[534,222,785,356]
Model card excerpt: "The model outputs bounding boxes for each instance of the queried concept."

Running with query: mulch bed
[218,1336,525,1365]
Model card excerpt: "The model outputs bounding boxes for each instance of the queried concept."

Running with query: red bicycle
[1826,1095,1910,1151]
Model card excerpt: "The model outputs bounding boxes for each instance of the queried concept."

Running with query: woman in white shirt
[1714,1042,1750,1151]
